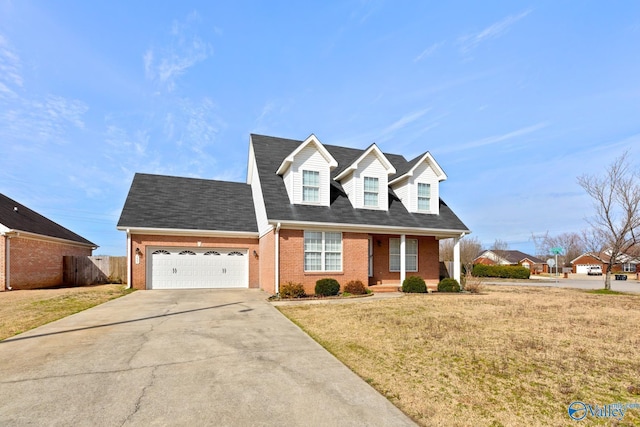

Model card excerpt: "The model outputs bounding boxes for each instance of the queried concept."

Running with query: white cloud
[444,122,549,153]
[0,94,88,144]
[381,108,431,135]
[0,34,23,88]
[143,13,212,92]
[414,42,444,62]
[459,9,532,53]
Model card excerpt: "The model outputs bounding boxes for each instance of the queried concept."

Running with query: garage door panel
[149,248,248,289]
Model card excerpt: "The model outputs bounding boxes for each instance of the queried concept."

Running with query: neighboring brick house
[117,134,470,294]
[474,249,548,273]
[1,193,96,291]
[571,252,639,274]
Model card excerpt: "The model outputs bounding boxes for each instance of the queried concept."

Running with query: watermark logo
[568,401,640,421]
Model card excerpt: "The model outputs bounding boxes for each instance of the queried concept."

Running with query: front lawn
[278,285,640,426]
[0,285,133,340]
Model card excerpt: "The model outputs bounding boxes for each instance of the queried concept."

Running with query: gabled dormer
[389,152,446,215]
[333,143,396,211]
[275,134,338,206]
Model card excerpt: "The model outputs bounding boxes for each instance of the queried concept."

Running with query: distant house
[0,193,96,291]
[474,250,547,273]
[117,133,470,294]
[571,251,639,274]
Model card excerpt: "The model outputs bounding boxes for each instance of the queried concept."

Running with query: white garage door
[148,248,248,289]
[576,264,598,274]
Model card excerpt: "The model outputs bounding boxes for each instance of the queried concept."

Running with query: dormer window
[364,177,379,208]
[418,183,431,212]
[302,170,320,203]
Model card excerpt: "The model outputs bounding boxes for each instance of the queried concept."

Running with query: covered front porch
[366,232,464,291]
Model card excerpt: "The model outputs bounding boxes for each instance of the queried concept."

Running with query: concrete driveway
[0,290,415,426]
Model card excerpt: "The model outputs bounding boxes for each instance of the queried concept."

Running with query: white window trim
[417,183,431,212]
[363,176,379,208]
[302,170,320,204]
[389,238,418,272]
[304,231,343,272]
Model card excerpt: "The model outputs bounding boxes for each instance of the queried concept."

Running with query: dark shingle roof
[389,152,426,182]
[117,173,258,233]
[482,250,544,264]
[0,193,95,246]
[251,134,470,232]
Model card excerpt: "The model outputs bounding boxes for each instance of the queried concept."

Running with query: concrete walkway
[0,290,415,426]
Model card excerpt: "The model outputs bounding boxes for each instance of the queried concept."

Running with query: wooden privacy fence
[63,256,127,286]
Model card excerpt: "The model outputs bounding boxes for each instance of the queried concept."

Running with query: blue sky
[1,1,639,255]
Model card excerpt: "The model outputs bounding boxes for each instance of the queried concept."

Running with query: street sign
[550,247,563,255]
[547,259,555,267]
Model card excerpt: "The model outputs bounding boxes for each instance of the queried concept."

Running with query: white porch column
[453,236,461,284]
[400,234,406,284]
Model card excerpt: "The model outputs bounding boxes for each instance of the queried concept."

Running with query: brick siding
[278,229,369,295]
[370,234,439,287]
[259,230,275,294]
[3,236,92,290]
[0,235,5,290]
[130,234,260,290]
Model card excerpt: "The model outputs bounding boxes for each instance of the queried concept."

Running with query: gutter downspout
[275,222,281,295]
[126,229,132,289]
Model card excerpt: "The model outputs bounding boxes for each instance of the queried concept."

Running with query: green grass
[278,285,640,426]
[0,285,134,340]
[586,289,626,295]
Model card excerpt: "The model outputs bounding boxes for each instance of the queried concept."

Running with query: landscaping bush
[472,264,530,279]
[315,278,340,296]
[463,274,484,294]
[438,278,460,292]
[402,276,427,293]
[344,280,367,295]
[279,281,306,298]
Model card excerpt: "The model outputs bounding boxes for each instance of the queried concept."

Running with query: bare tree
[439,236,483,274]
[577,152,640,289]
[460,236,483,275]
[530,231,550,259]
[540,232,586,267]
[491,239,509,252]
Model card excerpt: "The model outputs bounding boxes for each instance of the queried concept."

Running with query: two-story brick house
[117,134,470,294]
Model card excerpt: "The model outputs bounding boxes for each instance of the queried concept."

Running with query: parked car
[587,266,603,276]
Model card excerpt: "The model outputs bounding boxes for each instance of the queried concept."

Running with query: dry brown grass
[278,285,640,426]
[0,285,133,340]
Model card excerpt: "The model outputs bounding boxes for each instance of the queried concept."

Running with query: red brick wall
[570,254,629,273]
[571,255,605,273]
[259,230,275,294]
[130,234,260,290]
[7,236,92,290]
[0,235,6,290]
[370,234,440,287]
[278,229,369,295]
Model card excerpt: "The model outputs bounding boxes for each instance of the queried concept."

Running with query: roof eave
[268,219,470,238]
[333,143,396,181]
[276,134,338,176]
[2,229,97,249]
[117,226,259,239]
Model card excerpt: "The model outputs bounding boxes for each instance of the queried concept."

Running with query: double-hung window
[363,177,379,208]
[389,238,418,272]
[417,183,431,212]
[302,170,320,203]
[304,231,342,271]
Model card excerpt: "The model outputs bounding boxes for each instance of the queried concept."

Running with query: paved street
[487,274,640,293]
